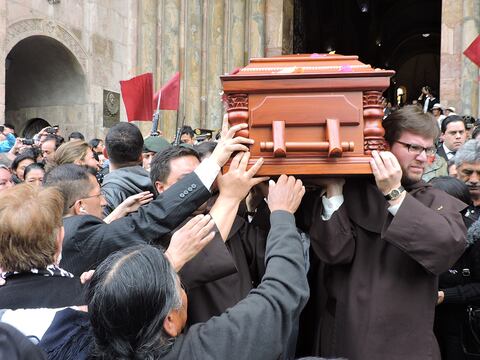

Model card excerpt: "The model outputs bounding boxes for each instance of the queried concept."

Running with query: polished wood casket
[220,54,395,176]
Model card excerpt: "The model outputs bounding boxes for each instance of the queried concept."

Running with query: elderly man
[310,105,467,360]
[0,165,14,191]
[454,139,480,222]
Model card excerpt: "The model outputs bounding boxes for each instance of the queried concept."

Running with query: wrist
[164,250,182,272]
[326,184,344,198]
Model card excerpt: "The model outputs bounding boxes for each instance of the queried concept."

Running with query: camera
[21,138,35,146]
[45,127,58,134]
[0,125,4,133]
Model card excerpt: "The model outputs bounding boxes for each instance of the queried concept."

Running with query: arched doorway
[5,35,87,135]
[22,118,50,138]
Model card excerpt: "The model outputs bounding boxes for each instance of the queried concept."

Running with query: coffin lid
[221,54,395,80]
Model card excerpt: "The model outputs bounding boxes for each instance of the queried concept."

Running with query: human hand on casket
[209,114,254,168]
[268,175,305,214]
[217,151,269,202]
[369,150,402,195]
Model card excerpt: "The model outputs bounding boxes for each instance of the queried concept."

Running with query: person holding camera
[0,124,16,153]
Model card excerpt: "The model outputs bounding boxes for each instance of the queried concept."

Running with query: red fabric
[120,73,153,122]
[464,35,480,68]
[153,72,180,111]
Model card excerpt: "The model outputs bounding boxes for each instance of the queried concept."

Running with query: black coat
[0,273,85,310]
[60,172,211,276]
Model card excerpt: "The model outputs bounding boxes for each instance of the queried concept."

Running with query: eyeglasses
[68,193,103,209]
[396,140,436,156]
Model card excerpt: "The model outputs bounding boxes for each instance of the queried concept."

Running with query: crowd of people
[0,96,479,360]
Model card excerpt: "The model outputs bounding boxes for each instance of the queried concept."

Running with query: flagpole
[151,91,161,136]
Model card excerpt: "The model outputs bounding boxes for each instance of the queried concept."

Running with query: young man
[437,115,467,161]
[311,105,467,360]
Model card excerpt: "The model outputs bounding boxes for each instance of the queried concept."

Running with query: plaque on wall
[220,54,395,176]
[103,90,120,128]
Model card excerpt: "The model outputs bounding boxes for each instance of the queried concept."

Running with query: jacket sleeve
[382,192,467,275]
[309,196,356,265]
[67,172,212,273]
[180,211,310,360]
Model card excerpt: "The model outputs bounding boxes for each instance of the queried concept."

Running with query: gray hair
[454,140,480,167]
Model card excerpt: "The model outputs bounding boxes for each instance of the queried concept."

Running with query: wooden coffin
[220,54,395,176]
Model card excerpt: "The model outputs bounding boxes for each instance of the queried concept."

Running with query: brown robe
[310,178,467,360]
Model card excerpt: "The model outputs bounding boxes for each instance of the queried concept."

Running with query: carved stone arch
[6,18,88,73]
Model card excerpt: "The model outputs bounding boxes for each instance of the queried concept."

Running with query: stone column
[0,1,7,123]
[135,0,158,135]
[265,0,293,56]
[159,0,181,141]
[440,0,463,113]
[460,0,480,117]
[248,0,266,58]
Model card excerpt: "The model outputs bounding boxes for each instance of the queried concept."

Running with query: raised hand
[103,191,154,223]
[209,114,254,167]
[165,214,216,271]
[217,152,269,201]
[267,175,306,214]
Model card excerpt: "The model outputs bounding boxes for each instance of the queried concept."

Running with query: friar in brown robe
[309,105,467,360]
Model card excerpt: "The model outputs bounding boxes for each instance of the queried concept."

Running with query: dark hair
[440,115,465,134]
[68,131,85,141]
[89,138,103,149]
[472,126,480,140]
[180,125,194,138]
[105,123,143,166]
[44,134,65,150]
[150,146,200,187]
[87,245,181,359]
[11,152,35,171]
[24,162,45,179]
[3,123,15,131]
[383,105,440,146]
[43,164,95,215]
[429,176,472,205]
[194,141,217,160]
[423,86,432,94]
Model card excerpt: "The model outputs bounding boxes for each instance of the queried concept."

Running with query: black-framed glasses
[68,193,103,209]
[396,140,436,156]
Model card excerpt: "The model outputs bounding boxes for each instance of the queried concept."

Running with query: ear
[155,180,165,194]
[163,311,180,337]
[72,200,84,216]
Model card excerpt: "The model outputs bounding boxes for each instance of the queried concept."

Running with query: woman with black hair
[24,163,45,186]
[10,152,35,184]
[431,176,480,359]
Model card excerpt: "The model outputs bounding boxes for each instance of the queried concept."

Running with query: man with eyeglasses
[309,105,467,360]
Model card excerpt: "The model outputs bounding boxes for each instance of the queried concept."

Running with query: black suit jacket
[436,144,449,162]
[420,96,439,112]
[60,172,211,276]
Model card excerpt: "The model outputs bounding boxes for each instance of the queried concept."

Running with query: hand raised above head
[217,151,269,201]
[267,175,305,214]
[165,214,216,272]
[209,114,254,167]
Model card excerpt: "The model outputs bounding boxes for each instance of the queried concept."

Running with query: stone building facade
[0,0,477,140]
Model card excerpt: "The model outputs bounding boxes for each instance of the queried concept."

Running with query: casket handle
[260,119,354,157]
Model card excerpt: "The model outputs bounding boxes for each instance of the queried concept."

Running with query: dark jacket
[435,219,480,359]
[0,273,85,310]
[38,211,309,360]
[61,171,211,276]
[310,178,467,360]
[101,165,154,216]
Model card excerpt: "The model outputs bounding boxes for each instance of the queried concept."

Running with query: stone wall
[441,0,480,117]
